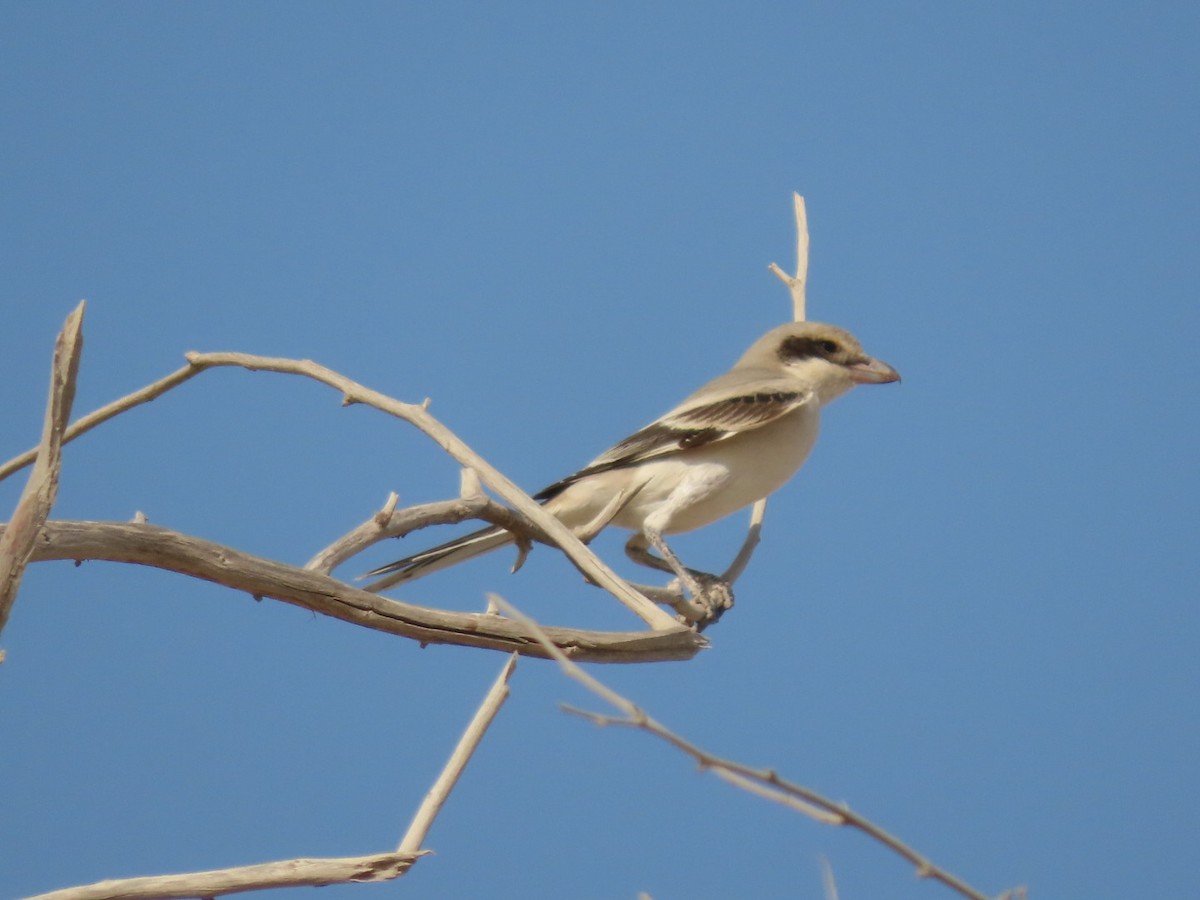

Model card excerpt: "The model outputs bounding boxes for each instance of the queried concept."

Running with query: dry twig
[22,853,422,900]
[305,489,548,577]
[400,653,518,852]
[768,191,811,323]
[495,598,1023,900]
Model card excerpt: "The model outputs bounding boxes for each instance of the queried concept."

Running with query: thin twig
[720,497,766,584]
[819,854,840,900]
[0,301,85,640]
[494,598,1019,900]
[0,361,201,483]
[306,493,550,577]
[399,652,518,853]
[768,191,810,323]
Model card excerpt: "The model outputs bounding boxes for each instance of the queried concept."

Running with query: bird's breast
[613,405,821,534]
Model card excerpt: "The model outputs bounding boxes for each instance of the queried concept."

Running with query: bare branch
[0,301,85,640]
[496,598,1018,900]
[399,652,518,853]
[767,191,810,323]
[23,851,422,900]
[306,494,550,577]
[8,520,703,664]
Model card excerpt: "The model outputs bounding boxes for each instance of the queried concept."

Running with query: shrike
[362,321,899,598]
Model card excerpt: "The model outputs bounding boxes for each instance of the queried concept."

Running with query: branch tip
[458,467,484,501]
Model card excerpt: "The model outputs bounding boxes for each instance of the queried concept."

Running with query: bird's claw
[669,572,735,631]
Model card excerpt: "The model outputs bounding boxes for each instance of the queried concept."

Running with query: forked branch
[769,191,811,323]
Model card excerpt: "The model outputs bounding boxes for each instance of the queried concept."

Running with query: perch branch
[6,520,702,663]
[0,301,84,640]
[496,598,1022,900]
[399,652,518,853]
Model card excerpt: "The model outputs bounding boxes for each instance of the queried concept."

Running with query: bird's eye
[818,340,839,354]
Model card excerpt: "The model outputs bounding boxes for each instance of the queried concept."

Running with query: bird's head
[741,321,901,405]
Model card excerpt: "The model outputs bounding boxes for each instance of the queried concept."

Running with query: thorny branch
[496,598,1026,900]
[3,520,702,663]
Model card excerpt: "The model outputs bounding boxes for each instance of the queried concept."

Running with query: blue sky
[2,3,1197,899]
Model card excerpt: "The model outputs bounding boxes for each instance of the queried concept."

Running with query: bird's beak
[846,355,901,384]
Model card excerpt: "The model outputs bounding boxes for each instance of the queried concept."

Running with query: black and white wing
[534,378,813,502]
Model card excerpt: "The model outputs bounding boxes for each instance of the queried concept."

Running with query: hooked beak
[846,355,901,385]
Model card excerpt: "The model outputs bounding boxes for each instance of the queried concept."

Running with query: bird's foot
[669,572,735,631]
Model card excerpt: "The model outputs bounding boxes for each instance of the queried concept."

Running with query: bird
[361,321,899,603]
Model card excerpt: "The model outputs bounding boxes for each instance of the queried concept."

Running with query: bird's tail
[358,525,515,592]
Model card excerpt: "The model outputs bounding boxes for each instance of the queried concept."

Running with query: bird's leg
[626,467,737,628]
[624,531,690,579]
[625,532,734,629]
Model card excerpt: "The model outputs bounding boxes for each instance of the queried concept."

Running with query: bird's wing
[534,375,814,502]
